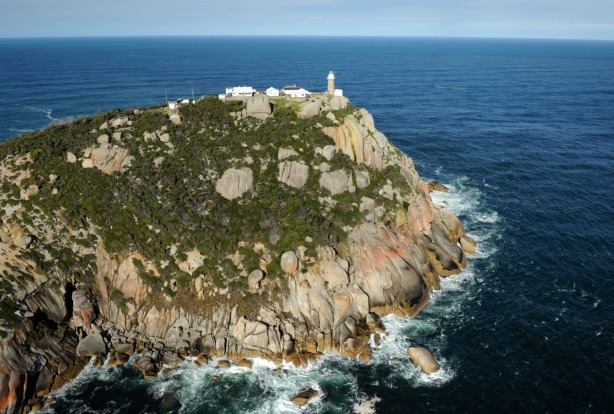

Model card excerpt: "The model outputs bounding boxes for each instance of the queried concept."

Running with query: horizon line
[1,34,614,43]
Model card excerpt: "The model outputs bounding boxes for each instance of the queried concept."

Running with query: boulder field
[0,94,476,413]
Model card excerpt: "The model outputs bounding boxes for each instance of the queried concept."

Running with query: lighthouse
[327,71,335,95]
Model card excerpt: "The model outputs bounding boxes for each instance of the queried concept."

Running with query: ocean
[1,36,613,413]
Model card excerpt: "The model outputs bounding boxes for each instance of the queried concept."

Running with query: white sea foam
[24,105,56,121]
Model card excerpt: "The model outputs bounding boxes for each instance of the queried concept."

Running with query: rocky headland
[0,94,475,413]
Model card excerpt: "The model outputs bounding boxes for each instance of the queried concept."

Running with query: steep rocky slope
[0,95,475,413]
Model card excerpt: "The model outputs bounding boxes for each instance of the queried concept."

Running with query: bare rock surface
[319,170,350,195]
[278,161,309,188]
[247,270,265,291]
[407,346,441,374]
[246,96,272,120]
[215,168,253,200]
[291,388,318,406]
[76,333,107,357]
[90,148,132,174]
[278,147,299,161]
[427,180,449,193]
[297,101,321,119]
[97,134,110,145]
[280,251,300,273]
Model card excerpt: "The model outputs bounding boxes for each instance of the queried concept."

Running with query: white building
[282,85,311,98]
[225,86,257,97]
[168,102,178,110]
[266,87,280,97]
[334,89,344,97]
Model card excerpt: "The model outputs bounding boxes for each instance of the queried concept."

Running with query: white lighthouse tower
[327,71,335,95]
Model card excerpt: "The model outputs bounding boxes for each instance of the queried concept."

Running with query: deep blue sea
[1,37,613,413]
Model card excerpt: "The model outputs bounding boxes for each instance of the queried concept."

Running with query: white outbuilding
[282,85,311,98]
[266,87,280,97]
[225,86,257,97]
[334,89,344,97]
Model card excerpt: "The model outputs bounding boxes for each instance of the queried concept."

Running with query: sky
[1,0,614,40]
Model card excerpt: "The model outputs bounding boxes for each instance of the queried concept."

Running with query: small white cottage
[225,86,257,97]
[266,87,280,97]
[282,85,311,98]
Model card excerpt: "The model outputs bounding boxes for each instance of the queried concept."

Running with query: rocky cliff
[0,95,475,413]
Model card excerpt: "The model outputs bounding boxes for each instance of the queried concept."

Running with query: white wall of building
[283,88,311,98]
[266,87,280,97]
[226,86,256,97]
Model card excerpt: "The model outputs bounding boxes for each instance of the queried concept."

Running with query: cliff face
[0,95,474,413]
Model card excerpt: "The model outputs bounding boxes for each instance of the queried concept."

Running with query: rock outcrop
[0,94,473,413]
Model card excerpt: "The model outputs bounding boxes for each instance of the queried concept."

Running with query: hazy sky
[2,0,614,40]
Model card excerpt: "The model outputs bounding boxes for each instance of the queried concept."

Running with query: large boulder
[111,117,129,128]
[291,388,318,406]
[215,168,253,200]
[97,134,110,145]
[322,145,337,161]
[297,101,321,119]
[280,251,299,273]
[427,180,449,193]
[248,269,265,291]
[237,359,253,369]
[355,170,370,189]
[278,147,299,161]
[328,96,349,110]
[135,356,159,377]
[319,170,350,195]
[460,235,477,254]
[16,235,33,249]
[246,96,272,120]
[90,148,132,174]
[278,161,309,189]
[407,346,440,374]
[76,333,107,357]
